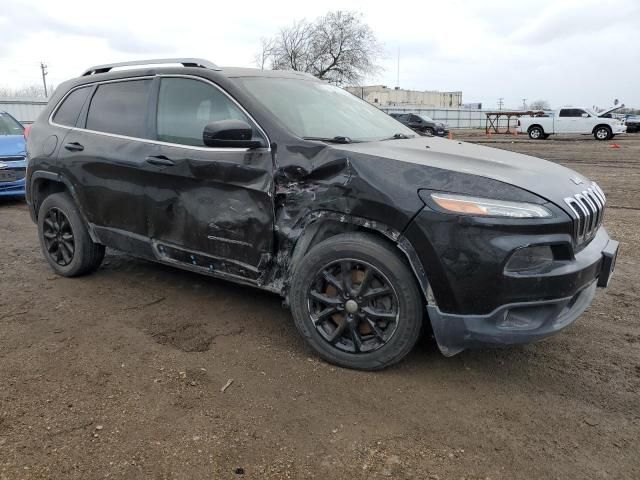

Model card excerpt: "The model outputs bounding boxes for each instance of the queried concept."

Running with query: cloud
[510,0,640,44]
[0,2,171,55]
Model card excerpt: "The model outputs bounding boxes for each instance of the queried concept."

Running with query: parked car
[624,115,640,133]
[517,106,627,140]
[0,111,27,198]
[26,58,618,370]
[390,113,449,136]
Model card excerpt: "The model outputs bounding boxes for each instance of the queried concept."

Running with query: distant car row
[0,111,26,198]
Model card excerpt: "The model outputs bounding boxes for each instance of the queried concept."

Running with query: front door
[146,76,274,281]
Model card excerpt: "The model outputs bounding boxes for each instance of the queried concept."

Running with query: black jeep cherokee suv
[26,58,619,370]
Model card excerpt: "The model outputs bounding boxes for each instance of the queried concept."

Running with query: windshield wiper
[381,133,414,141]
[303,136,353,144]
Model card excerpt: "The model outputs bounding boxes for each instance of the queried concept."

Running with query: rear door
[57,78,157,253]
[145,75,274,280]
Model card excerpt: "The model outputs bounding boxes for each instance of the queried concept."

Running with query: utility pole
[40,62,48,97]
[498,98,504,110]
[522,98,527,110]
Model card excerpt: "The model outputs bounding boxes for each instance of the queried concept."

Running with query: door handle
[64,142,84,152]
[145,155,175,166]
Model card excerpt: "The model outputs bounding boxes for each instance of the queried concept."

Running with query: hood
[337,136,590,207]
[0,135,26,157]
[598,105,624,117]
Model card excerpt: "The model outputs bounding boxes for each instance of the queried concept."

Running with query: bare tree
[254,37,277,70]
[0,84,49,98]
[529,99,551,110]
[257,11,382,85]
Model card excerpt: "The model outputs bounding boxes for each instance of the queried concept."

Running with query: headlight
[424,192,553,218]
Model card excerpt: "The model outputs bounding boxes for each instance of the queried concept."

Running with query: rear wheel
[594,126,612,141]
[528,126,544,140]
[38,192,105,277]
[289,233,423,370]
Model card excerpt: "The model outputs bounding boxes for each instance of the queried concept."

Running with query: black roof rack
[81,58,221,76]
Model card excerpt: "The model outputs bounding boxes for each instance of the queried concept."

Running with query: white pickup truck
[517,106,627,140]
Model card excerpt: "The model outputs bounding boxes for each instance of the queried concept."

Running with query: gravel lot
[1,132,638,479]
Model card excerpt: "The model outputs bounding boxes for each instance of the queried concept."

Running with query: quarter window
[86,80,152,138]
[52,86,91,127]
[156,78,249,147]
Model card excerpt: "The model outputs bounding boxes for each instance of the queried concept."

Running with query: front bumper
[427,231,619,356]
[0,177,26,197]
[0,158,27,197]
[613,125,627,134]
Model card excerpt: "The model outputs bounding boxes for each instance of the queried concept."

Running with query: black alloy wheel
[307,259,399,354]
[42,207,75,266]
[37,192,105,277]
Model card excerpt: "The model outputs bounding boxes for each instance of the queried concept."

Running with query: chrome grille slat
[564,181,606,247]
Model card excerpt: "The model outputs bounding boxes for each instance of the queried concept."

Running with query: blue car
[0,111,27,198]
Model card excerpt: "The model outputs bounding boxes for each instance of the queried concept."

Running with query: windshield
[236,77,415,142]
[0,112,24,136]
[418,115,434,122]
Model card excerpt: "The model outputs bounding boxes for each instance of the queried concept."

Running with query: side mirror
[581,113,589,118]
[202,119,266,149]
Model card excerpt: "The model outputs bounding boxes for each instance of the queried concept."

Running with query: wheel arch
[283,211,431,305]
[592,123,612,134]
[29,171,99,243]
[527,124,544,133]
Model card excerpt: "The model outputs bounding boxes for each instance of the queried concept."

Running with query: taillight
[23,124,32,139]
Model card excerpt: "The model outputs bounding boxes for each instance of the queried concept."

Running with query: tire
[37,192,105,277]
[594,126,612,141]
[528,126,544,140]
[289,232,423,370]
[542,134,550,139]
[424,127,435,136]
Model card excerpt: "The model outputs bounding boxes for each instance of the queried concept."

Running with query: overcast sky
[1,0,639,109]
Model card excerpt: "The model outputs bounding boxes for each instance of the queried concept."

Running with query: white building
[346,85,462,109]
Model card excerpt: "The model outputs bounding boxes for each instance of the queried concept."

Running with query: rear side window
[156,77,249,147]
[52,87,91,127]
[86,80,152,138]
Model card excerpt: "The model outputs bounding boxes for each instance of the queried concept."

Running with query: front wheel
[424,127,435,136]
[594,126,612,141]
[289,233,423,370]
[37,192,105,277]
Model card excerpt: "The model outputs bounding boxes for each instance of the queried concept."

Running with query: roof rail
[81,58,221,76]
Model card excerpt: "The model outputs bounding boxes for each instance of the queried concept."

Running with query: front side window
[0,112,24,135]
[237,77,415,142]
[86,79,152,138]
[53,86,91,127]
[156,78,249,147]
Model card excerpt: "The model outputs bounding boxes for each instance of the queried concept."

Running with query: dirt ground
[1,132,639,480]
